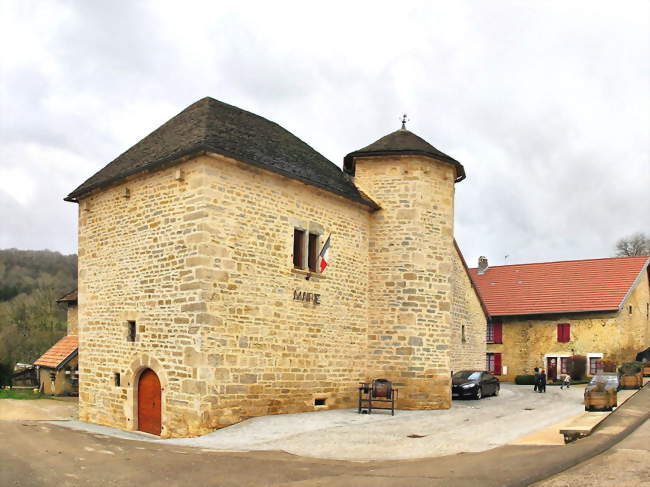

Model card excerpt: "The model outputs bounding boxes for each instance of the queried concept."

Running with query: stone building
[470,256,650,381]
[33,290,79,395]
[65,97,486,437]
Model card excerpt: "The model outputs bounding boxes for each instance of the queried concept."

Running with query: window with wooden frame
[293,229,305,269]
[486,353,502,375]
[486,319,502,344]
[557,323,570,342]
[560,357,569,374]
[589,357,603,375]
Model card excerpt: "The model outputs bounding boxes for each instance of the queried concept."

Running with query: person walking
[533,367,540,392]
[561,373,571,390]
[539,369,547,393]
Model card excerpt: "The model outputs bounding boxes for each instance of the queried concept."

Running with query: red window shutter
[494,353,502,375]
[493,320,503,344]
[557,323,570,342]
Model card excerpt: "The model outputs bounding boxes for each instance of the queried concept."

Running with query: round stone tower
[344,125,466,409]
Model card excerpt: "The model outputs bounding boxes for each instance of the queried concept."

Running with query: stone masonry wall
[449,247,487,372]
[67,304,78,335]
[77,154,371,437]
[185,154,371,433]
[489,269,650,381]
[353,155,457,409]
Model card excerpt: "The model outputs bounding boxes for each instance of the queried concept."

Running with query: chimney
[477,256,488,275]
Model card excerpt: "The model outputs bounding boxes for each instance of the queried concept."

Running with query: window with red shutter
[557,323,570,342]
[494,353,502,375]
[486,353,502,375]
[493,320,503,344]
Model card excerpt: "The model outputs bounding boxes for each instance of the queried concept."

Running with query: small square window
[127,321,136,342]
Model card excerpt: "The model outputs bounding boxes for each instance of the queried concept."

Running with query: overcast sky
[1,1,648,266]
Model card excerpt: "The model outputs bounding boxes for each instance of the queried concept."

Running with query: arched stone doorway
[137,368,161,435]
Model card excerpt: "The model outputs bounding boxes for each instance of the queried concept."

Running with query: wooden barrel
[620,373,642,389]
[585,391,610,410]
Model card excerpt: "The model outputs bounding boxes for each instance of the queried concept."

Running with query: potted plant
[619,361,644,389]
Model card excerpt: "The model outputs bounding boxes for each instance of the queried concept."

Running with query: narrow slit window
[461,324,466,343]
[127,320,136,342]
[114,373,121,387]
[308,233,319,272]
[293,229,305,269]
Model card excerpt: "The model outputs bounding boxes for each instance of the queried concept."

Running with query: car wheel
[475,387,482,400]
[493,385,500,396]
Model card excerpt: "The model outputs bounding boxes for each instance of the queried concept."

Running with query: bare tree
[615,232,650,256]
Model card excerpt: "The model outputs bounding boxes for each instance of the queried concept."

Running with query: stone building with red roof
[33,290,79,395]
[469,256,650,381]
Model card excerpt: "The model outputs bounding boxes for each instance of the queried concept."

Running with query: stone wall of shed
[449,248,487,372]
[67,304,78,335]
[77,154,372,437]
[353,155,457,410]
[38,355,78,395]
[489,269,650,381]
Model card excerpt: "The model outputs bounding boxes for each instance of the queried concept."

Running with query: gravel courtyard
[59,384,586,461]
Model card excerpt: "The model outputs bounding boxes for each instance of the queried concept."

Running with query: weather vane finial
[400,113,409,130]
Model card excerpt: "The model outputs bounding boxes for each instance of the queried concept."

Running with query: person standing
[539,369,547,393]
[533,367,540,392]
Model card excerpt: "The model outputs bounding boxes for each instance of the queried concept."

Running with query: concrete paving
[0,397,77,421]
[54,384,588,460]
[533,418,650,487]
[1,385,647,487]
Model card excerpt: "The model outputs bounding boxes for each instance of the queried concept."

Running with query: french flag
[319,234,331,273]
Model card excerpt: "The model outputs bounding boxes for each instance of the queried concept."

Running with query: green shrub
[567,355,587,380]
[515,374,536,385]
[619,361,644,376]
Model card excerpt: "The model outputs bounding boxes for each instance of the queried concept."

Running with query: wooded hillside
[0,249,77,384]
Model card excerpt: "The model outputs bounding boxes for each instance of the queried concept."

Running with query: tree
[615,232,650,257]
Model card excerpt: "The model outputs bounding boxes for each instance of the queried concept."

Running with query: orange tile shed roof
[34,335,78,369]
[469,256,649,317]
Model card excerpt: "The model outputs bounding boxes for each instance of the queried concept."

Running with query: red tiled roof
[34,335,78,369]
[469,256,649,317]
[56,289,77,303]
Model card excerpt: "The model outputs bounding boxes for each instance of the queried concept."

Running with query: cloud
[0,0,647,263]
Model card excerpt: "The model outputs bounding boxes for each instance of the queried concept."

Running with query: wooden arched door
[138,369,161,435]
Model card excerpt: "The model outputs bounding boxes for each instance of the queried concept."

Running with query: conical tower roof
[343,128,465,182]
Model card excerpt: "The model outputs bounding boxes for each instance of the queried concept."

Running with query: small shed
[34,335,79,395]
